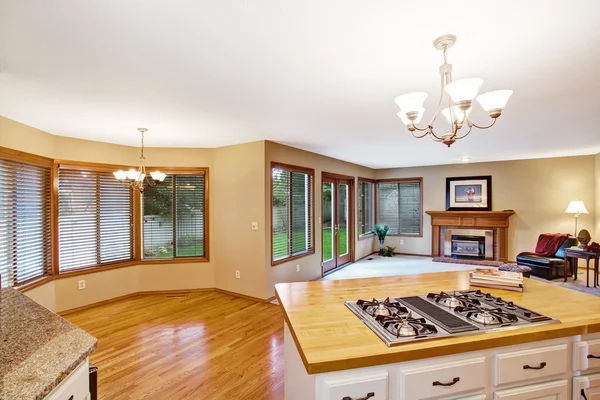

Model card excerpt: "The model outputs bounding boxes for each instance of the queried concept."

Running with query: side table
[564,248,599,287]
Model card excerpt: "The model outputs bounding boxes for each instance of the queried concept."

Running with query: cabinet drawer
[45,359,90,400]
[319,371,388,400]
[493,379,568,400]
[574,339,600,371]
[398,356,485,400]
[573,372,600,400]
[493,344,567,386]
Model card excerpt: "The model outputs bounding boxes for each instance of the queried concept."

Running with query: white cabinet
[45,358,90,400]
[318,371,388,400]
[397,357,486,400]
[574,373,600,400]
[574,339,600,372]
[493,379,568,400]
[493,344,568,386]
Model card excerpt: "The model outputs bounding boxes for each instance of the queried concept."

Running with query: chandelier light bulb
[150,171,167,182]
[397,108,425,126]
[442,106,472,124]
[476,90,513,114]
[444,78,483,103]
[127,169,140,180]
[394,92,428,113]
[113,170,128,180]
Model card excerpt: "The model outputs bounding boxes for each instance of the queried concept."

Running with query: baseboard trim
[394,252,433,257]
[59,287,277,316]
[356,251,378,262]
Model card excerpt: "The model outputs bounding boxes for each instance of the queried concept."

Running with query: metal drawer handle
[523,362,546,370]
[587,354,600,359]
[582,388,588,400]
[432,377,460,387]
[342,392,374,400]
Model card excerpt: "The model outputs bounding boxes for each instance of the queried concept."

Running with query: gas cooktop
[344,290,559,347]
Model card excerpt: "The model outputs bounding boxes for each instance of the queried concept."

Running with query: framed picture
[445,175,492,211]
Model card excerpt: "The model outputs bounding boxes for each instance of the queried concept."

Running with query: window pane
[176,175,205,257]
[143,176,174,259]
[271,165,313,262]
[358,181,373,235]
[0,159,51,288]
[58,169,134,271]
[376,181,421,236]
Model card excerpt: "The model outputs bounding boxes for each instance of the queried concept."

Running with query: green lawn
[150,244,204,258]
[273,228,347,261]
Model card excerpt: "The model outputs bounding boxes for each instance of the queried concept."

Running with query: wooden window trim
[375,177,424,238]
[270,162,315,266]
[0,147,54,167]
[140,167,210,263]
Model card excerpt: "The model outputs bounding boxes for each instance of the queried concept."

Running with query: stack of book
[469,268,524,292]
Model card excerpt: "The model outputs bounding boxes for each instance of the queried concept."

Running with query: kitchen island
[275,271,600,400]
[0,288,97,400]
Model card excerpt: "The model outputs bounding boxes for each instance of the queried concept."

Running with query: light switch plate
[251,222,259,230]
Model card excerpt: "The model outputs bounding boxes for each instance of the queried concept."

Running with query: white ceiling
[1,1,599,168]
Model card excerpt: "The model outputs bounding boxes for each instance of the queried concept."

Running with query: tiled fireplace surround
[426,211,516,262]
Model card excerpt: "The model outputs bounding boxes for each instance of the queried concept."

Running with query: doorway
[322,173,354,274]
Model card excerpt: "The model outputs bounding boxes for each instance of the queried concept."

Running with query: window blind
[142,174,206,259]
[58,168,134,271]
[358,180,374,235]
[272,166,313,262]
[0,158,51,288]
[377,181,422,235]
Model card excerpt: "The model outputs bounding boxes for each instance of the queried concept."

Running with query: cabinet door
[493,379,568,400]
[574,373,600,400]
[574,340,600,372]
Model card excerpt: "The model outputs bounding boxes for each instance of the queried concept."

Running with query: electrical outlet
[296,264,300,272]
[251,222,259,230]
[78,280,86,290]
[400,239,404,245]
[235,270,241,279]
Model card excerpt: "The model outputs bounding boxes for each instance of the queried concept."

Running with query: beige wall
[213,141,267,299]
[596,153,600,240]
[264,141,377,298]
[376,156,596,260]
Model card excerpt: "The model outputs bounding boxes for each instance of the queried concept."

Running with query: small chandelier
[113,128,166,193]
[395,34,512,147]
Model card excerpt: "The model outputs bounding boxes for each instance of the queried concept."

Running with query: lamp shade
[476,90,513,111]
[113,170,128,180]
[397,108,425,126]
[444,78,483,103]
[394,92,427,113]
[442,106,472,123]
[564,200,589,215]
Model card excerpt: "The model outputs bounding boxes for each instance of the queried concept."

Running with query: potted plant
[374,224,389,256]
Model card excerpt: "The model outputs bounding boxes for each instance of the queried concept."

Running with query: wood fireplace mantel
[425,210,516,261]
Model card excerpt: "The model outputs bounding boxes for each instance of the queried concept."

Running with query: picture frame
[445,175,492,211]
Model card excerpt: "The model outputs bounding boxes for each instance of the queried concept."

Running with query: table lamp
[564,200,589,237]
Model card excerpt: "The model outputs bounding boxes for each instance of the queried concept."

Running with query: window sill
[16,275,55,293]
[358,232,375,240]
[141,257,209,264]
[56,260,139,279]
[387,233,423,238]
[272,250,315,267]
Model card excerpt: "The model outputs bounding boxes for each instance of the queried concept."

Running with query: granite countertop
[275,271,600,374]
[0,288,97,400]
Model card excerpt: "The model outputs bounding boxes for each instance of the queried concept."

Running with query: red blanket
[532,233,570,257]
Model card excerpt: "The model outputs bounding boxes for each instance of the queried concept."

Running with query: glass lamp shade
[394,92,428,113]
[442,106,472,123]
[565,200,589,215]
[113,170,128,180]
[150,171,167,182]
[397,108,425,126]
[476,90,513,111]
[444,78,483,103]
[126,169,141,180]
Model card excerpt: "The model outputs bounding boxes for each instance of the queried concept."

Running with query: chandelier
[113,128,166,193]
[395,35,512,147]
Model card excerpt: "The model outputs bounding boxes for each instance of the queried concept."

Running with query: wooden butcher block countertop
[274,271,600,374]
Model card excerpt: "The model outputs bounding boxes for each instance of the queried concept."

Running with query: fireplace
[451,235,486,259]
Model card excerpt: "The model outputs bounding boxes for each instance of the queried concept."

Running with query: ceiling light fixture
[395,35,512,147]
[113,128,166,193]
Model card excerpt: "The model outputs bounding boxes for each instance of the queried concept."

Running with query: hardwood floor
[64,291,285,400]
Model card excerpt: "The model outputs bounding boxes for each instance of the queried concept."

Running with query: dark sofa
[516,236,577,280]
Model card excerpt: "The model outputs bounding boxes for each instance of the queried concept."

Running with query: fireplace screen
[451,235,485,259]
